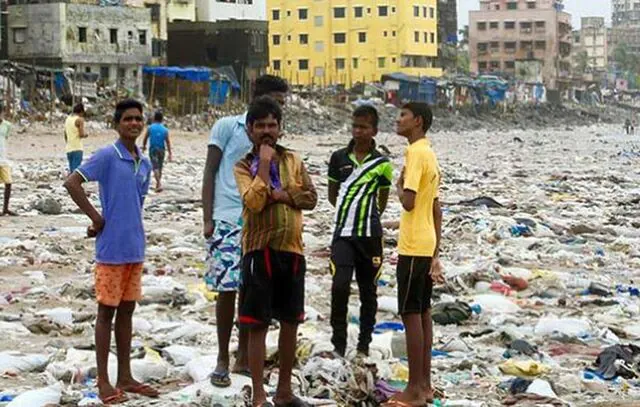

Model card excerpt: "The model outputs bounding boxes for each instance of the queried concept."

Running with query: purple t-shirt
[76,140,151,264]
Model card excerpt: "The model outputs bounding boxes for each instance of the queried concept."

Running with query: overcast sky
[458,0,612,29]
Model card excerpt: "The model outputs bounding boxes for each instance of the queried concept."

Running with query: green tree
[456,50,470,74]
[458,25,469,48]
[575,50,589,74]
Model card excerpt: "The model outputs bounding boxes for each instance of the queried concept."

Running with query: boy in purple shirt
[64,99,158,404]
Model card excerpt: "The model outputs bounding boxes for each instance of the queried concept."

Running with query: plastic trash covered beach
[1,117,640,406]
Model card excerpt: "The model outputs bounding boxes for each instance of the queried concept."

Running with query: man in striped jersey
[328,105,393,358]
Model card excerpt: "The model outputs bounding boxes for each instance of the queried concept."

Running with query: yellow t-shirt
[65,114,82,153]
[398,138,440,257]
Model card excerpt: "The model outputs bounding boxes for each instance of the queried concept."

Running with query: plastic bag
[0,352,49,374]
[7,384,62,407]
[534,316,592,337]
[472,295,521,314]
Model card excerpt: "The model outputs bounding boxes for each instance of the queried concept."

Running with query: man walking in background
[142,111,172,193]
[65,103,87,173]
[0,107,14,216]
[201,74,288,388]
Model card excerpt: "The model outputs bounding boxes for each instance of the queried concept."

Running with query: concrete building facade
[167,19,267,85]
[267,0,442,87]
[611,0,640,56]
[7,2,151,87]
[196,0,266,22]
[577,16,607,72]
[469,0,572,88]
[168,0,196,22]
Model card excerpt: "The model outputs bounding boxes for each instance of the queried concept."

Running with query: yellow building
[267,0,442,86]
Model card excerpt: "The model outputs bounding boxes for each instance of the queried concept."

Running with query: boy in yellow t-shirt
[386,102,444,407]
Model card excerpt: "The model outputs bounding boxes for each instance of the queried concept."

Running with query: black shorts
[397,255,433,315]
[239,248,306,326]
[331,237,383,275]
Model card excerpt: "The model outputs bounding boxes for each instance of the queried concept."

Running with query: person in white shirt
[0,109,14,216]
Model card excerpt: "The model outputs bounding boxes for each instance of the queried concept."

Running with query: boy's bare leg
[96,304,118,399]
[273,322,298,404]
[249,326,268,406]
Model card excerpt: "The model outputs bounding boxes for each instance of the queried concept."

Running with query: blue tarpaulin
[419,78,438,105]
[209,80,230,105]
[142,66,211,82]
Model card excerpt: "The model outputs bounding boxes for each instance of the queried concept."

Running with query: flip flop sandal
[210,371,232,388]
[119,383,159,398]
[101,389,128,405]
[274,395,311,407]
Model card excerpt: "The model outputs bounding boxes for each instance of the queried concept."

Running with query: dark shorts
[149,147,165,171]
[397,255,433,315]
[239,248,306,326]
[331,237,383,276]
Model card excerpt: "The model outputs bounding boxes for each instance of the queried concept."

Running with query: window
[423,6,427,18]
[477,22,487,31]
[273,60,281,70]
[521,40,533,51]
[78,27,87,43]
[490,61,500,69]
[287,34,291,42]
[378,6,388,16]
[535,40,546,50]
[505,61,515,69]
[504,41,516,53]
[479,61,488,70]
[527,1,536,9]
[132,69,137,78]
[12,28,25,44]
[414,6,419,17]
[490,21,499,29]
[298,8,308,20]
[298,59,309,70]
[273,34,281,45]
[100,66,110,80]
[378,57,386,68]
[334,7,346,18]
[391,6,395,13]
[520,22,532,33]
[354,6,363,18]
[535,21,546,32]
[414,31,420,42]
[392,57,396,63]
[335,58,345,70]
[314,41,324,52]
[384,31,388,37]
[110,28,118,44]
[429,7,434,18]
[314,16,324,27]
[430,32,435,43]
[287,10,291,16]
[272,9,280,20]
[299,34,308,44]
[127,31,133,41]
[504,21,515,29]
[490,41,499,51]
[477,43,488,53]
[147,4,160,22]
[423,32,428,43]
[507,2,517,10]
[392,31,396,37]
[334,33,346,44]
[84,66,91,73]
[139,30,147,45]
[118,67,125,79]
[352,58,359,69]
[358,32,367,43]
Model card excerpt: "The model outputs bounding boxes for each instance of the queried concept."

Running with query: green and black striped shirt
[328,140,393,239]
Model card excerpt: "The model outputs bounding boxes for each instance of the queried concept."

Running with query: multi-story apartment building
[438,0,458,73]
[469,0,572,88]
[7,1,151,87]
[577,17,607,72]
[611,0,640,56]
[267,0,442,87]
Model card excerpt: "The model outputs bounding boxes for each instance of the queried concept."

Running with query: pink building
[469,0,572,89]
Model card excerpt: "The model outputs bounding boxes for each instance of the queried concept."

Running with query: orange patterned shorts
[94,263,144,307]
